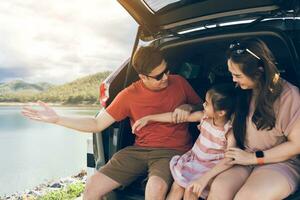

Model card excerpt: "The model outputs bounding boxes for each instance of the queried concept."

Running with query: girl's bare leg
[183,189,199,200]
[166,182,185,200]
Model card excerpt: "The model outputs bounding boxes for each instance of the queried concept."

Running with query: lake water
[0,106,99,196]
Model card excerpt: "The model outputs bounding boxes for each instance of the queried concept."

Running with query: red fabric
[106,75,202,152]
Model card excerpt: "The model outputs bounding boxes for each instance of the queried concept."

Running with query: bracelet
[256,157,264,165]
[255,151,265,165]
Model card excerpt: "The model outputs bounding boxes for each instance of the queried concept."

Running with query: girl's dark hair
[226,38,283,149]
[207,83,237,121]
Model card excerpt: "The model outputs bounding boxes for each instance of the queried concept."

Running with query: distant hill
[0,71,111,104]
[0,80,52,94]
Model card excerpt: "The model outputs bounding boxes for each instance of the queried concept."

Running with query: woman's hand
[186,177,210,197]
[225,147,256,165]
[21,101,59,123]
[132,116,150,134]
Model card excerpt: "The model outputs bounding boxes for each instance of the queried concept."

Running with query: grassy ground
[35,182,85,200]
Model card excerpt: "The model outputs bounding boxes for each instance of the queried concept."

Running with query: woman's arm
[226,119,300,165]
[263,118,300,163]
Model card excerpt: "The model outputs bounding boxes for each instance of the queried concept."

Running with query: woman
[207,38,300,200]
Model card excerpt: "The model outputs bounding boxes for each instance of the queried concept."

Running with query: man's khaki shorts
[99,146,182,187]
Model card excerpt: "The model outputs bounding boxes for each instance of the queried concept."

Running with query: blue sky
[0,0,137,84]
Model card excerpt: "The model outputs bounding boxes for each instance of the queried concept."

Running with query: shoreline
[0,102,101,108]
[1,170,87,199]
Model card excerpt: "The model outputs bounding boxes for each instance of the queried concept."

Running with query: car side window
[178,62,201,79]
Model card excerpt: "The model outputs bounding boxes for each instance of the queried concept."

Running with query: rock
[50,182,62,188]
[60,177,75,185]
[31,190,43,196]
[27,191,33,195]
[73,170,87,179]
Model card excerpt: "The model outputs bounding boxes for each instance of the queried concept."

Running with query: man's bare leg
[83,171,121,200]
[145,176,168,200]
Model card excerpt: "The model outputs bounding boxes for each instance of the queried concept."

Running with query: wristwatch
[255,150,264,165]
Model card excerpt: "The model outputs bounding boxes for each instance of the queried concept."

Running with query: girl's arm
[186,111,204,122]
[132,111,204,133]
[132,112,173,133]
[186,130,236,197]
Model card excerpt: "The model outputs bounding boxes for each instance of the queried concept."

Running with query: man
[22,46,202,200]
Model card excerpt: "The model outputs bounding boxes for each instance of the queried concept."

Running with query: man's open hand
[21,101,59,123]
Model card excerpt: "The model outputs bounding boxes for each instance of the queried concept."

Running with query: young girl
[132,83,237,200]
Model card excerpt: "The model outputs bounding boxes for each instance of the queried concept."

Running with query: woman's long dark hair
[226,38,283,149]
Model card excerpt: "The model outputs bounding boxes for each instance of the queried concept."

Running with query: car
[90,0,300,199]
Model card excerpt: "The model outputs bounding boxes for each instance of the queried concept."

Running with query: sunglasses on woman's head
[145,67,170,81]
[229,42,261,60]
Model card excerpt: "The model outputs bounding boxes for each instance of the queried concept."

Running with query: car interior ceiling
[164,34,298,99]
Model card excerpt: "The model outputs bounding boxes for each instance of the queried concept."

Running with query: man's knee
[84,172,120,200]
[84,173,104,200]
[145,176,168,200]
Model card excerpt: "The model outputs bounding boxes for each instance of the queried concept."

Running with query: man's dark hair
[132,46,164,75]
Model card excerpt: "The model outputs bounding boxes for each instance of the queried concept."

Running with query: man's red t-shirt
[106,75,202,152]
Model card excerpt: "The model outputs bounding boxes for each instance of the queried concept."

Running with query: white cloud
[0,0,137,84]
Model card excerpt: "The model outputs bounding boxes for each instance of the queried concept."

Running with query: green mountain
[0,80,52,94]
[0,71,111,104]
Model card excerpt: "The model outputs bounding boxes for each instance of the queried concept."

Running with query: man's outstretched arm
[22,101,116,133]
[56,108,115,133]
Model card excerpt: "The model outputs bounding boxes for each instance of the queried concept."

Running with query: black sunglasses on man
[145,67,170,81]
